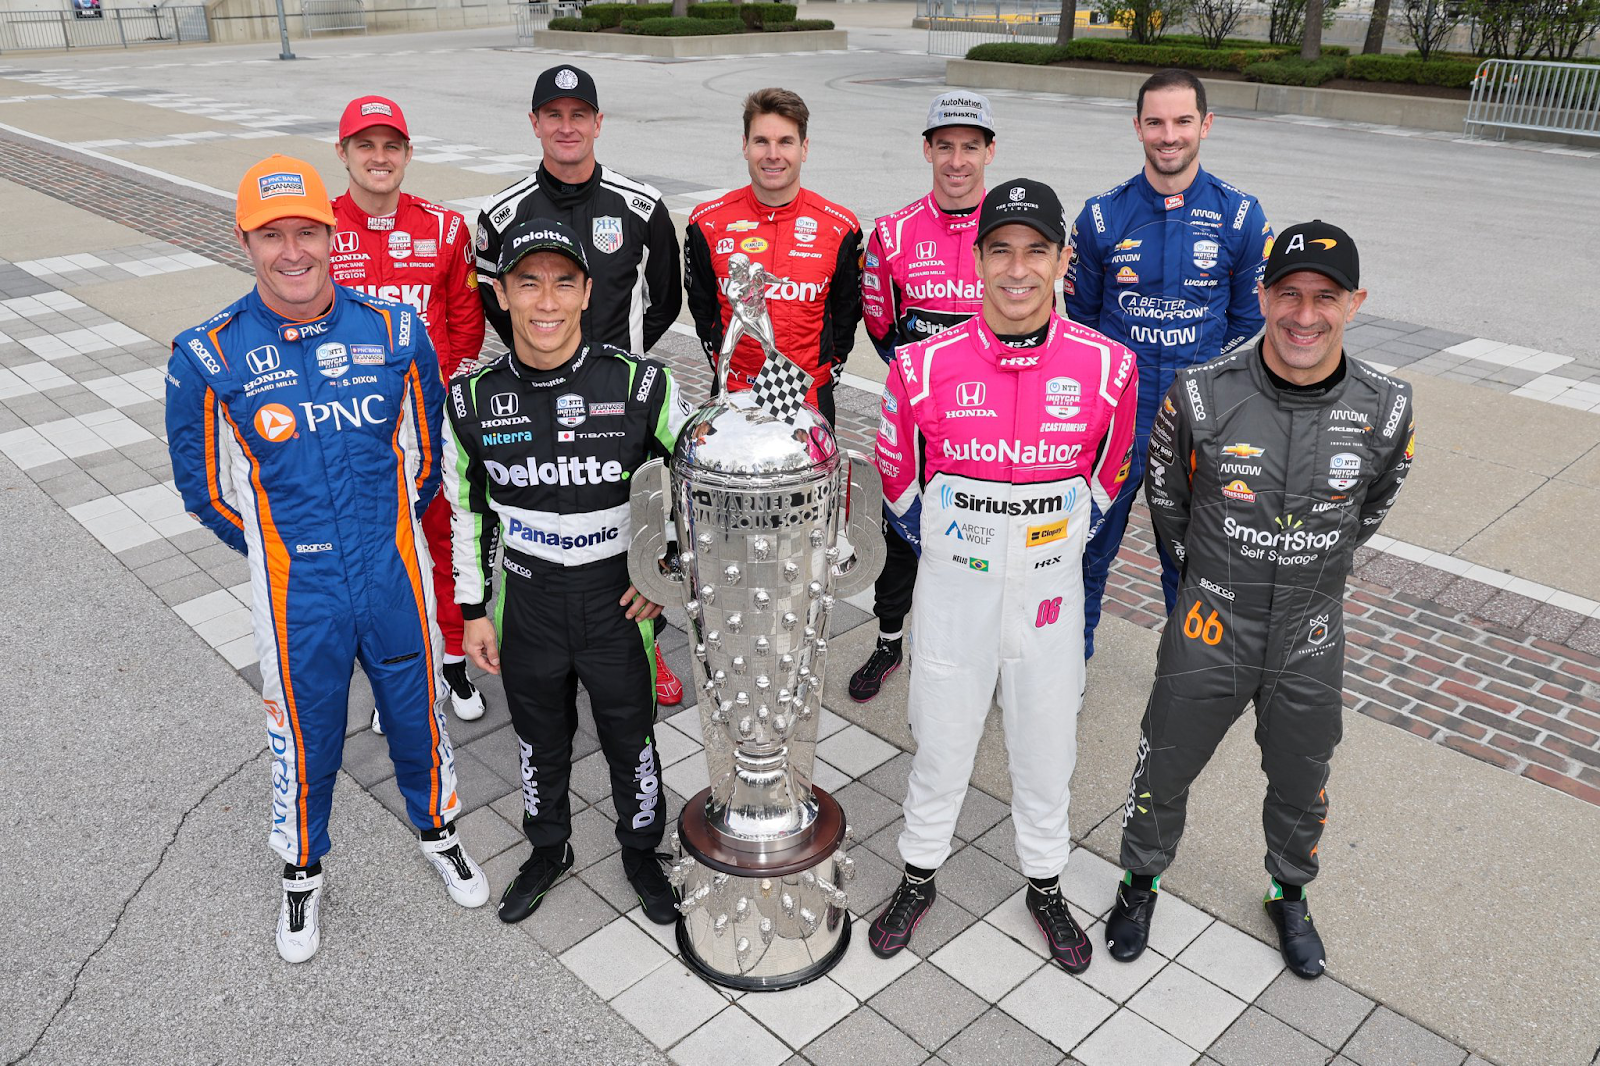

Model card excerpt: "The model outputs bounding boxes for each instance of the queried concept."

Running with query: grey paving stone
[906,896,977,957]
[802,1006,926,1066]
[1341,1007,1469,1066]
[24,458,79,482]
[1374,339,1439,360]
[1207,1006,1329,1066]
[835,780,903,840]
[863,817,910,864]
[1255,969,1375,1050]
[201,555,249,589]
[451,748,515,815]
[365,774,412,824]
[1362,318,1426,335]
[237,661,264,694]
[486,852,617,954]
[570,747,615,805]
[937,843,1023,918]
[864,750,913,804]
[168,528,219,553]
[568,804,622,872]
[457,722,518,780]
[574,850,638,914]
[38,469,106,508]
[115,536,179,569]
[340,725,398,787]
[973,816,1023,873]
[0,407,22,434]
[937,1006,1064,1066]
[843,839,902,918]
[52,392,110,417]
[132,553,201,587]
[869,961,987,1052]
[152,570,222,606]
[1405,327,1473,349]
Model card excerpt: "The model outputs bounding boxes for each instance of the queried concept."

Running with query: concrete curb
[531,27,847,57]
[946,58,1471,132]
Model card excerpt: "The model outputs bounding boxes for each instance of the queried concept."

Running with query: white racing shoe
[420,825,489,908]
[370,707,383,735]
[443,660,485,722]
[276,864,324,964]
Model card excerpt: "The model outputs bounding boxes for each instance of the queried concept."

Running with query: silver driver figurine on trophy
[627,253,884,990]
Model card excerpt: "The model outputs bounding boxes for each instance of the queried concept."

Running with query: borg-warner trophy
[627,253,884,990]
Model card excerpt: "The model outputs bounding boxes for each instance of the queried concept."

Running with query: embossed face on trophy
[625,275,885,990]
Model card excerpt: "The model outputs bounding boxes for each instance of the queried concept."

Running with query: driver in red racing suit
[329,95,487,725]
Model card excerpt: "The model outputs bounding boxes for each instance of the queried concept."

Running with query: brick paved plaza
[2,12,1598,1066]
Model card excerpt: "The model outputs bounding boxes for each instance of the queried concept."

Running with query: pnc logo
[255,403,296,442]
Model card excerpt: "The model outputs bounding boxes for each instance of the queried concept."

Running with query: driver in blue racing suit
[1065,69,1272,655]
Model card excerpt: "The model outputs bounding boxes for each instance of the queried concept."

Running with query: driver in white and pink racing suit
[868,179,1138,977]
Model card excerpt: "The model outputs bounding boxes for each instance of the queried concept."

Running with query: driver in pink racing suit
[869,179,1138,977]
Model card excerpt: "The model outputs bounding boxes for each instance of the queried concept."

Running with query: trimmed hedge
[1164,33,1350,55]
[621,15,744,33]
[1242,56,1347,85]
[686,2,740,16]
[770,17,832,29]
[548,14,602,29]
[965,39,1290,72]
[1345,53,1479,88]
[581,2,671,26]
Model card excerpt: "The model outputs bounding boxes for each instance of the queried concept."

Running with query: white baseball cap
[924,91,996,137]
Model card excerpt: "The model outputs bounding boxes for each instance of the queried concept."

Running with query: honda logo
[245,344,281,375]
[333,231,359,254]
[490,392,519,417]
[956,381,985,407]
[916,240,937,261]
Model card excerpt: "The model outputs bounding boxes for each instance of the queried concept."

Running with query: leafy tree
[1094,0,1188,43]
[1362,0,1391,52]
[1190,0,1249,47]
[1399,0,1466,59]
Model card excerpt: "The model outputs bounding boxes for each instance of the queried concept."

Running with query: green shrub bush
[1345,53,1480,87]
[738,2,797,27]
[965,39,1290,72]
[1242,55,1347,85]
[581,2,670,27]
[548,14,603,29]
[621,14,744,34]
[770,18,834,29]
[686,2,739,17]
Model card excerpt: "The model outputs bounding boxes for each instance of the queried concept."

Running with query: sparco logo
[1383,392,1407,437]
[1198,576,1234,601]
[1224,515,1340,552]
[632,741,659,829]
[949,490,1064,516]
[1185,378,1206,421]
[942,437,1083,466]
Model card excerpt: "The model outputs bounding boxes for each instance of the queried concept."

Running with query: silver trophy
[627,255,884,990]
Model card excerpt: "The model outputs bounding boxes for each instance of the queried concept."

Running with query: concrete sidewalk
[1,24,1598,1066]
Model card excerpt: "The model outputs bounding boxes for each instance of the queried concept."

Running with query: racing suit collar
[538,162,602,206]
[973,311,1062,371]
[507,340,591,384]
[1134,164,1209,209]
[252,286,337,337]
[1247,339,1349,409]
[739,184,801,222]
[924,191,982,233]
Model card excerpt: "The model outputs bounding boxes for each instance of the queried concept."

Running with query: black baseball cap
[976,178,1067,245]
[531,64,599,112]
[498,217,590,276]
[1263,219,1360,290]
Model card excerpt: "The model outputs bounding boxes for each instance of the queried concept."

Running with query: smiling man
[1065,69,1273,659]
[166,154,489,964]
[685,87,862,426]
[443,218,691,926]
[869,180,1138,975]
[329,95,487,729]
[1104,221,1414,980]
[848,91,998,704]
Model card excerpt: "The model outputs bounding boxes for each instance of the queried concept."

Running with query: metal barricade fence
[927,14,1057,56]
[918,0,1060,18]
[302,0,367,34]
[1465,58,1600,141]
[0,6,209,51]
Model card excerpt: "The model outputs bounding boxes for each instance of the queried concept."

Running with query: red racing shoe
[655,644,683,706]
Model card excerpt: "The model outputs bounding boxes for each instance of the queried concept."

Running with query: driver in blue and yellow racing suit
[1065,69,1272,656]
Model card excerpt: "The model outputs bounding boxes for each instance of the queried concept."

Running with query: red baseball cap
[339,95,409,140]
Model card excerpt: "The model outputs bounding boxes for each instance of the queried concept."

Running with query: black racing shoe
[1266,896,1327,979]
[868,873,936,958]
[1027,884,1092,974]
[622,847,679,925]
[497,843,573,924]
[1105,883,1159,963]
[849,637,903,703]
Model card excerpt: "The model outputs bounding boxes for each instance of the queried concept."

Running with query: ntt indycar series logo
[942,436,1084,466]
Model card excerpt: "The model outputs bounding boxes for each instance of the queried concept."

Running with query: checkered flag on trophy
[750,351,813,424]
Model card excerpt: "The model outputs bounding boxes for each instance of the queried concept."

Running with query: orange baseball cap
[235,155,335,232]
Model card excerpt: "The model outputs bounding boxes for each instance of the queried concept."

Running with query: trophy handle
[627,458,684,607]
[832,450,885,597]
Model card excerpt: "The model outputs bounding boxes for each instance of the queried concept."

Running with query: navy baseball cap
[498,217,589,276]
